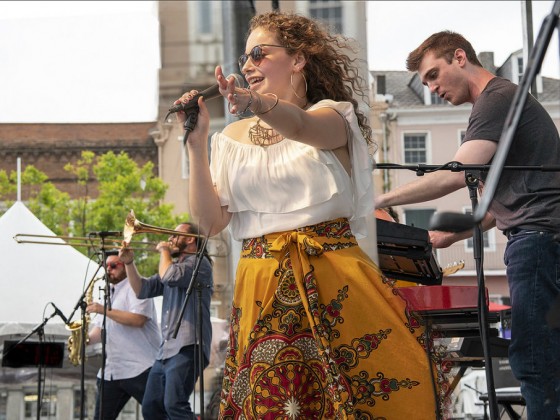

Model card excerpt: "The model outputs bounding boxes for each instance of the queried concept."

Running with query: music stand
[2,311,66,420]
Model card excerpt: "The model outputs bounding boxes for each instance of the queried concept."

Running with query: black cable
[424,321,443,420]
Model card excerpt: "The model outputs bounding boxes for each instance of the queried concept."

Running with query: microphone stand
[3,309,65,420]
[171,234,211,420]
[464,170,498,420]
[67,262,104,420]
[375,161,548,419]
[95,235,114,420]
[379,158,560,419]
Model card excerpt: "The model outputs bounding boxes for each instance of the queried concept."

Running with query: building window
[459,129,466,147]
[24,392,56,419]
[463,207,494,251]
[404,209,435,230]
[198,1,212,34]
[0,392,6,420]
[309,0,343,33]
[177,135,189,179]
[403,133,427,164]
[429,91,447,105]
[210,301,222,318]
[517,56,524,82]
[73,389,87,419]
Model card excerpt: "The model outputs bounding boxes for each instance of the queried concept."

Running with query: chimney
[478,52,496,74]
[376,75,386,95]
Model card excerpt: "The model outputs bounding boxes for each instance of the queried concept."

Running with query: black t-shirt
[463,77,560,233]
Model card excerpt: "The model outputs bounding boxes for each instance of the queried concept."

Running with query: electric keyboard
[376,218,442,285]
[399,285,510,361]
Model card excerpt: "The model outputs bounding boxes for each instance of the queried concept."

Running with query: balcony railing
[435,241,507,274]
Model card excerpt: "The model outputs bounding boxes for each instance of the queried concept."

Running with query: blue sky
[1,1,557,123]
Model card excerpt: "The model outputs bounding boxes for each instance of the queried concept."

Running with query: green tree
[1,151,189,274]
[0,166,71,235]
[65,150,189,273]
[0,169,16,199]
[64,151,95,236]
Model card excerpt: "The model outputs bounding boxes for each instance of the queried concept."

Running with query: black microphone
[89,231,122,238]
[165,73,245,118]
[51,303,68,324]
[429,212,475,232]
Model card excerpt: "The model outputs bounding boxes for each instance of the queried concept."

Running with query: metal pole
[220,0,255,323]
[521,0,538,98]
[221,1,255,108]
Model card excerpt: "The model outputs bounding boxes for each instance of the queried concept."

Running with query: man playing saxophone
[87,254,161,420]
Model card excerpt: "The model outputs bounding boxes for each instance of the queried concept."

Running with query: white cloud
[0,1,557,123]
[367,0,559,78]
[0,1,159,123]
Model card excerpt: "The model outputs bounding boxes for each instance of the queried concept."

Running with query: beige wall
[375,95,560,296]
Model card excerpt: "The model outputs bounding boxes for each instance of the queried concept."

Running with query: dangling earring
[291,71,308,99]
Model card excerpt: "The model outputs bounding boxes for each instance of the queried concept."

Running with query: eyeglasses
[238,44,287,71]
[107,262,123,269]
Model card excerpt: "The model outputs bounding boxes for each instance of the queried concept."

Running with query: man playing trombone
[120,222,213,420]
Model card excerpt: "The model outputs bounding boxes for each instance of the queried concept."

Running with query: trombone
[14,210,228,257]
[13,233,159,252]
[123,210,203,243]
[122,210,227,255]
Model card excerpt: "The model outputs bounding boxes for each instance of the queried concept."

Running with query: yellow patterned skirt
[219,218,446,419]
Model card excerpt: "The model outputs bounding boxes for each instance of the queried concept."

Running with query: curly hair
[407,30,482,72]
[247,12,373,146]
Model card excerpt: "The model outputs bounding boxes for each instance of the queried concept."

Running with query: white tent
[0,201,102,324]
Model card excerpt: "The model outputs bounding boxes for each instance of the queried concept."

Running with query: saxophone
[67,276,101,366]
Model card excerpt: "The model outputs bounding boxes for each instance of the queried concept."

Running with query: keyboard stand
[479,388,525,420]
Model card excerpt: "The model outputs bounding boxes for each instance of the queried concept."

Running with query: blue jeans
[142,345,203,420]
[94,368,150,420]
[504,230,560,419]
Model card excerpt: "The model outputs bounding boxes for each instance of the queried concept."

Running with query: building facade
[372,50,560,300]
[0,2,371,419]
[0,123,158,203]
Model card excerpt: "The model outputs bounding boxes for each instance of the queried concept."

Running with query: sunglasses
[107,262,123,269]
[238,44,287,71]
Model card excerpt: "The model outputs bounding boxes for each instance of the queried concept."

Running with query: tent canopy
[0,201,102,324]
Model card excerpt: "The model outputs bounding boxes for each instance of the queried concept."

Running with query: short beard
[171,244,186,258]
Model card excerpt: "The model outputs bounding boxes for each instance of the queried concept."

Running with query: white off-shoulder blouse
[209,99,374,241]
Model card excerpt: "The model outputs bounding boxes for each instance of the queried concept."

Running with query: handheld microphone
[51,303,68,324]
[165,73,245,119]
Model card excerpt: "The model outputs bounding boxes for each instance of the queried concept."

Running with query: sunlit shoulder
[221,117,258,144]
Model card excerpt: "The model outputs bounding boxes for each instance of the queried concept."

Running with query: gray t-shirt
[138,254,213,363]
[463,77,560,233]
